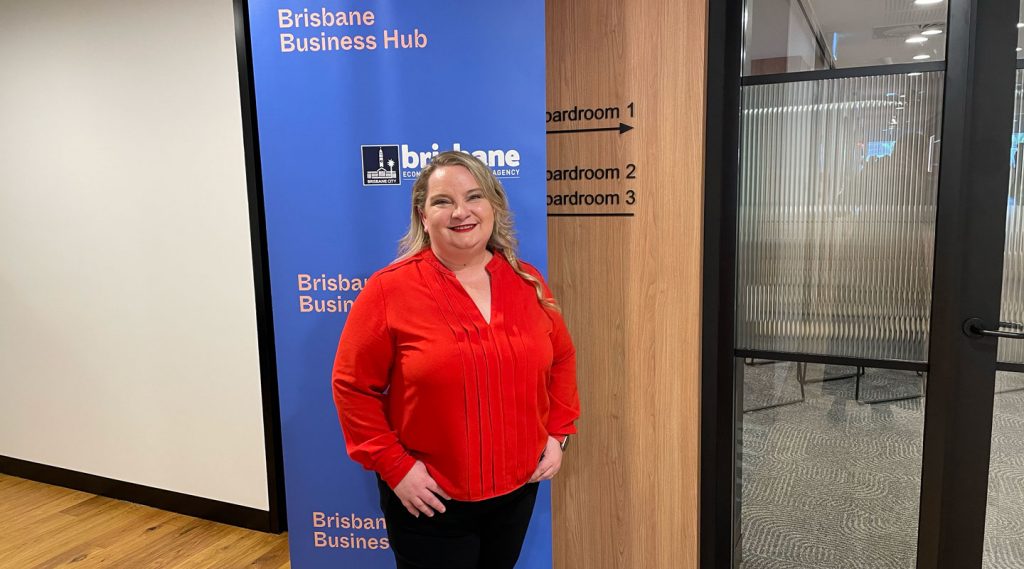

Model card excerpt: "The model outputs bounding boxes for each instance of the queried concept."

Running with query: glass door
[725,1,1022,568]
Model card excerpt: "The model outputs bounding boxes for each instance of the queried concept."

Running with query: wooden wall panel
[547,0,707,567]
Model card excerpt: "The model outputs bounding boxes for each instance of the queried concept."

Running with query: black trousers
[377,478,539,569]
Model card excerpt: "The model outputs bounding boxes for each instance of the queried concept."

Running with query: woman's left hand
[529,436,563,482]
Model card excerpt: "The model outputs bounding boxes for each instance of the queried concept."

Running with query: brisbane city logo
[361,145,401,186]
[361,143,523,187]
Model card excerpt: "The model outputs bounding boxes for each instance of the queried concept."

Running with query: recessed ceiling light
[914,0,943,5]
[907,72,923,77]
[1017,47,1023,52]
[922,29,943,36]
[1018,22,1024,28]
[906,35,928,44]
[913,54,932,60]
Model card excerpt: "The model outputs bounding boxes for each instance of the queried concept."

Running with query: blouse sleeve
[524,263,581,437]
[332,275,417,488]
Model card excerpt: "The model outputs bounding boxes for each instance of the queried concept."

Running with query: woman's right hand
[393,460,451,518]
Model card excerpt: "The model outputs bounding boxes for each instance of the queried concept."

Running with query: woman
[332,151,580,569]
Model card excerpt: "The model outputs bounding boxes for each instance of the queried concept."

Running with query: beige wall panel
[547,0,707,567]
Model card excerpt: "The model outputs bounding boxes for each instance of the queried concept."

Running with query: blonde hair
[397,151,558,312]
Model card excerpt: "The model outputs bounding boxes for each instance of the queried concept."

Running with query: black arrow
[546,122,634,135]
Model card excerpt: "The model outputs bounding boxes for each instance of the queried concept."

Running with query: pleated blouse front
[332,248,579,501]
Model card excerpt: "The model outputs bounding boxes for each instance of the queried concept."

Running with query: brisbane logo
[361,145,401,186]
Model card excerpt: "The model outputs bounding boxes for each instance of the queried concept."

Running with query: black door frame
[700,0,1022,567]
[700,0,742,565]
[917,0,1020,566]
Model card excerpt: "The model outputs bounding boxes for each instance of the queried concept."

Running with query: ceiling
[812,0,947,67]
[746,0,1024,71]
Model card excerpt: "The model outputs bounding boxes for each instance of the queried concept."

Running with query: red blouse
[332,248,579,501]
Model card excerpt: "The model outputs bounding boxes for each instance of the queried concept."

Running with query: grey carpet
[739,362,1024,569]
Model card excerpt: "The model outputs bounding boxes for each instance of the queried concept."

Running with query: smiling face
[419,164,495,261]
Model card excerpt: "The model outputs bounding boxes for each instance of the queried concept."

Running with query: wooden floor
[0,474,290,568]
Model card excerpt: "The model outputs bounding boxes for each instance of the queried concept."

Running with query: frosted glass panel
[997,69,1024,365]
[736,72,944,362]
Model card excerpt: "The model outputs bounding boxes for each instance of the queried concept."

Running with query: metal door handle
[963,318,1024,339]
[928,136,941,173]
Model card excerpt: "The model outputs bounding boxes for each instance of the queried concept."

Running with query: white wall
[786,0,819,71]
[745,0,820,73]
[0,0,269,510]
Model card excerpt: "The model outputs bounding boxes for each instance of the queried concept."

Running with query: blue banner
[246,2,548,567]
